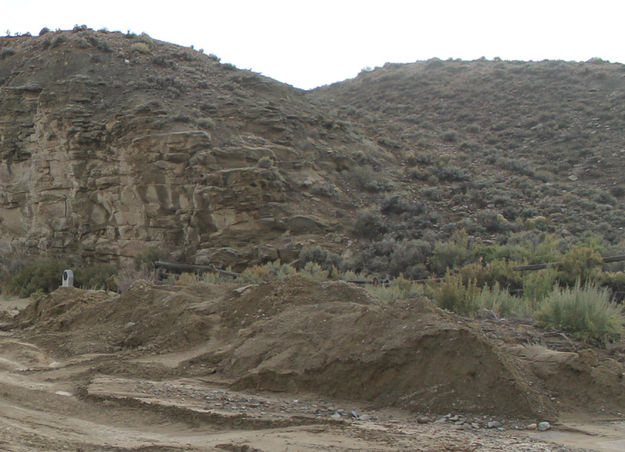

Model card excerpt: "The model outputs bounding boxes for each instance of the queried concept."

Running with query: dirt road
[0,333,567,451]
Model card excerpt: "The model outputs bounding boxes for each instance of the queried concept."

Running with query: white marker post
[62,269,74,287]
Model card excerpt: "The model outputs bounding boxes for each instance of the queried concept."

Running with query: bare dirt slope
[0,278,622,450]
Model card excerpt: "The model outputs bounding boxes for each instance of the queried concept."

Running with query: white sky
[1,0,623,89]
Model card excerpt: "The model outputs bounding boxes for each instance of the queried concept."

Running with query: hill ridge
[1,29,625,277]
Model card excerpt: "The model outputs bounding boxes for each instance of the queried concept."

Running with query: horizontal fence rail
[154,260,239,278]
[153,254,625,289]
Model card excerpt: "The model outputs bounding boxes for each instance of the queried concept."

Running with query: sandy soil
[0,279,623,450]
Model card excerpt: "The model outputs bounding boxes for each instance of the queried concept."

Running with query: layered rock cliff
[0,29,380,267]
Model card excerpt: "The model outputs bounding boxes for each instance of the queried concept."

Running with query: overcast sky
[1,0,623,89]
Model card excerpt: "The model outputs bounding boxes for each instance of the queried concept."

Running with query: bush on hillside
[130,42,150,54]
[432,270,479,316]
[134,247,168,271]
[354,209,387,239]
[555,245,603,286]
[388,239,431,279]
[537,283,625,345]
[4,258,68,297]
[429,230,471,275]
[75,263,117,291]
[474,283,534,319]
[350,167,393,192]
[299,246,342,270]
[522,268,558,305]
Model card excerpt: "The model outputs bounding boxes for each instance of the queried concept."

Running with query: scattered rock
[487,421,502,429]
[416,416,431,424]
[233,285,257,295]
[538,421,551,431]
[527,423,537,430]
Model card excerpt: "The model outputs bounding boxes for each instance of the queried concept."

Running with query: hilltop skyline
[1,0,623,89]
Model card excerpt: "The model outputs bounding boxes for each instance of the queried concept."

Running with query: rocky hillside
[0,28,381,268]
[2,28,625,272]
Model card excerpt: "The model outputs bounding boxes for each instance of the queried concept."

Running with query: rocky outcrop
[0,30,374,266]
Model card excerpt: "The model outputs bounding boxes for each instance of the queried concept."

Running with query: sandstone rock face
[0,30,373,266]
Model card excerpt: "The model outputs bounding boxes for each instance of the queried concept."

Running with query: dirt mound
[14,277,625,419]
[15,282,223,356]
[13,278,550,417]
[197,277,552,417]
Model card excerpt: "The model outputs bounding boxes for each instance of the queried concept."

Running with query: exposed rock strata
[0,30,371,266]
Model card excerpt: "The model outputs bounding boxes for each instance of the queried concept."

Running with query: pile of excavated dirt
[15,282,223,355]
[14,276,625,420]
[197,277,551,418]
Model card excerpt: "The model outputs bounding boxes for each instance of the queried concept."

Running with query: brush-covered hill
[2,28,625,276]
[308,58,625,277]
[311,59,625,242]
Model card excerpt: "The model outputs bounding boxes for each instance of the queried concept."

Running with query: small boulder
[538,421,551,431]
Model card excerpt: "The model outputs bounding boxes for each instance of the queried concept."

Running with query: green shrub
[477,210,510,233]
[51,34,67,48]
[5,258,68,297]
[434,165,468,181]
[475,283,534,318]
[522,268,557,305]
[555,245,603,286]
[440,130,460,143]
[354,209,387,239]
[429,230,471,275]
[75,263,117,291]
[350,167,393,192]
[366,275,423,301]
[299,262,330,281]
[238,261,297,284]
[407,167,430,180]
[537,283,625,345]
[0,48,16,60]
[599,271,625,302]
[482,260,524,292]
[381,194,418,215]
[257,156,274,168]
[610,186,625,198]
[134,247,167,270]
[86,35,111,52]
[138,32,154,44]
[130,42,150,54]
[389,240,431,279]
[299,246,342,270]
[432,270,480,316]
[473,242,529,264]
